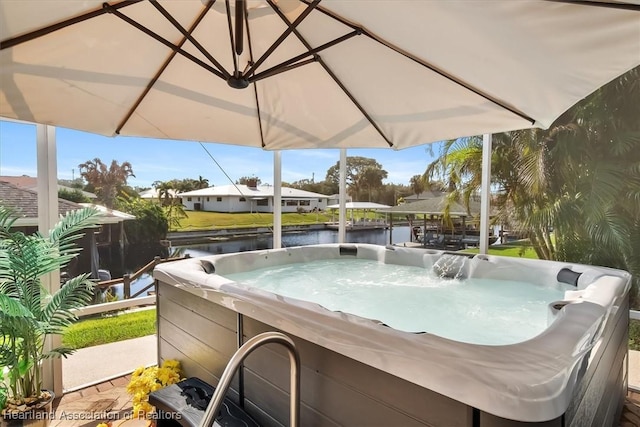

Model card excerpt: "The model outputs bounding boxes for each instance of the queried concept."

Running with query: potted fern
[0,206,100,421]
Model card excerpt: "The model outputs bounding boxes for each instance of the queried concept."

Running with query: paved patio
[62,335,157,392]
[51,375,140,427]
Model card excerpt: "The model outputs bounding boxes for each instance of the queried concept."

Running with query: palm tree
[409,175,425,198]
[196,175,209,189]
[78,158,135,208]
[151,180,187,230]
[359,167,387,202]
[424,67,640,307]
[152,180,176,207]
[543,67,640,281]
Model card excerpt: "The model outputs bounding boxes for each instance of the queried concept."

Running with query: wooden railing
[73,255,189,318]
[94,255,190,299]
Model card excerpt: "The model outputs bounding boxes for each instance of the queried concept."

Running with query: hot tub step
[149,377,260,427]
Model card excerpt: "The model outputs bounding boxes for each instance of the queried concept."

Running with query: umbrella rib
[243,0,322,78]
[149,0,231,80]
[115,2,214,135]
[545,0,640,11]
[249,58,318,83]
[252,82,266,148]
[244,2,266,147]
[225,0,240,75]
[268,2,394,148]
[299,1,536,125]
[315,59,395,147]
[105,5,227,80]
[0,0,143,50]
[248,31,359,83]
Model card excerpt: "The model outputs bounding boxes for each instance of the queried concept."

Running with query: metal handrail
[199,331,301,427]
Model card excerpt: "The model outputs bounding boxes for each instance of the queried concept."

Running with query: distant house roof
[0,181,134,226]
[379,194,472,217]
[78,204,136,222]
[326,202,391,209]
[0,175,97,199]
[139,188,178,199]
[394,191,485,217]
[404,190,448,201]
[179,185,330,199]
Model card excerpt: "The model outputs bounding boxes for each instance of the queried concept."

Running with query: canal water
[181,226,413,257]
[104,226,414,299]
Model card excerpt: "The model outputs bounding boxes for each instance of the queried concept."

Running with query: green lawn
[173,210,393,231]
[630,319,640,351]
[459,240,539,259]
[174,211,333,231]
[63,308,156,349]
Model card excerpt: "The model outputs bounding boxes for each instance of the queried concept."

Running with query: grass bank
[172,210,399,231]
[460,240,539,259]
[63,308,156,349]
[174,211,332,231]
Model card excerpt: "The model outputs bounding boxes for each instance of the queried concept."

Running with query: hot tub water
[224,258,570,345]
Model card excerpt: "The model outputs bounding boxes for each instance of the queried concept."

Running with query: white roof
[179,185,329,199]
[326,202,391,209]
[79,203,136,223]
[139,188,178,199]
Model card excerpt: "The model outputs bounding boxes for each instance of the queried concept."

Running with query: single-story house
[178,184,331,213]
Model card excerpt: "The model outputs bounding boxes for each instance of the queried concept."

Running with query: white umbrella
[1,1,638,149]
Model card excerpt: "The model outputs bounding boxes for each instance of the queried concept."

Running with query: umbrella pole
[479,134,492,255]
[36,124,63,396]
[338,149,347,243]
[273,151,282,248]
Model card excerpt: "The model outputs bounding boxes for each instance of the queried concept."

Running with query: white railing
[72,295,156,317]
[631,309,640,321]
[68,255,190,318]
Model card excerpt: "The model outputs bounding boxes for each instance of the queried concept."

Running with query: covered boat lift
[325,202,391,230]
[378,197,488,249]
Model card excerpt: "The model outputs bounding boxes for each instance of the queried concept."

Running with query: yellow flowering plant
[126,359,182,419]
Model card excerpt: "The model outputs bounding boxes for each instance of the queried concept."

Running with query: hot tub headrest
[557,268,582,287]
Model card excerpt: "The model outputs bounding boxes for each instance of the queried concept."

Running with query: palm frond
[40,274,94,327]
[48,207,100,247]
[0,294,33,318]
[42,347,77,359]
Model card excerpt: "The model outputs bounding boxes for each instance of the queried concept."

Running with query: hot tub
[153,244,631,427]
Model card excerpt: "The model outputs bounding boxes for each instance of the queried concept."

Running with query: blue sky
[0,120,440,189]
